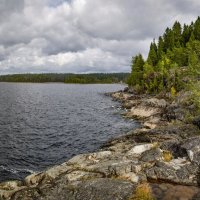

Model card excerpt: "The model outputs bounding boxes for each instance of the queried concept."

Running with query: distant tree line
[128,17,200,95]
[0,73,129,84]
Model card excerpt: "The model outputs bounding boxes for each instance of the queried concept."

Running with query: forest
[128,17,200,97]
[0,73,128,84]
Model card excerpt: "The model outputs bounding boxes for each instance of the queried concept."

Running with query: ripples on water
[0,83,138,181]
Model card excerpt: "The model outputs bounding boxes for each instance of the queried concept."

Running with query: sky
[0,0,199,74]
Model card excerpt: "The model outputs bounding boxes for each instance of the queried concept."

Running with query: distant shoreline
[0,81,125,85]
[0,73,129,84]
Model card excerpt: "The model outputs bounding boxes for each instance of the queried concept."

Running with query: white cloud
[0,0,198,74]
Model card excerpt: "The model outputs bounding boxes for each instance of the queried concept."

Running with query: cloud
[0,0,24,20]
[0,0,198,74]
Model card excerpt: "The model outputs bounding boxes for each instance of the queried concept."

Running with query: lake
[0,83,138,182]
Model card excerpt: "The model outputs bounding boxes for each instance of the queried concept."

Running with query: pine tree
[182,24,192,46]
[128,54,145,86]
[194,17,200,40]
[172,21,182,47]
[189,32,195,42]
[157,36,164,60]
[147,40,158,66]
[163,28,175,51]
[131,54,145,72]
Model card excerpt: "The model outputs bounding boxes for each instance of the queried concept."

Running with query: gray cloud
[0,0,24,20]
[0,0,198,74]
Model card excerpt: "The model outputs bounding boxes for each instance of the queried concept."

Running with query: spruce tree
[147,41,158,66]
[163,28,175,51]
[128,54,145,86]
[172,21,182,47]
[194,17,200,40]
[182,24,192,46]
[157,36,164,60]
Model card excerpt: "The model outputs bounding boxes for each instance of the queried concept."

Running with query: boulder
[140,148,162,163]
[129,106,160,119]
[146,160,198,186]
[123,100,138,109]
[144,98,168,108]
[181,136,200,164]
[128,143,155,156]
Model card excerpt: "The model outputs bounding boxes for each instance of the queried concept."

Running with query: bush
[170,86,176,98]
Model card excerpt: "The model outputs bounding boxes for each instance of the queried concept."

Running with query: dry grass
[162,150,173,162]
[152,142,160,149]
[129,183,155,200]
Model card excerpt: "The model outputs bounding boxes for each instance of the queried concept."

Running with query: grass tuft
[162,150,173,162]
[129,183,155,200]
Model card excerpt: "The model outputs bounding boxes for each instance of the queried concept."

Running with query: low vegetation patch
[162,150,173,162]
[129,183,155,200]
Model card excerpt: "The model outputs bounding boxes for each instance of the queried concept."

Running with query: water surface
[0,83,138,181]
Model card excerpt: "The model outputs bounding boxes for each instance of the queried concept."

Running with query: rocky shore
[1,88,200,200]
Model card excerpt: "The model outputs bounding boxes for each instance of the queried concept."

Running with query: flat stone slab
[42,178,135,200]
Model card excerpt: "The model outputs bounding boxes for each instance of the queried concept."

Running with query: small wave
[0,165,35,175]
